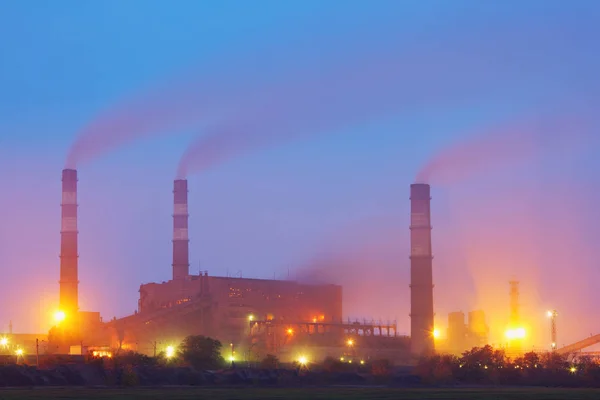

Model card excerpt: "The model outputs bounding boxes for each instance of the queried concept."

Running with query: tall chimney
[173,179,189,280]
[409,183,434,356]
[60,169,79,315]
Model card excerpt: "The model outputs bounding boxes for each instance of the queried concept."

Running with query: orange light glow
[166,345,176,358]
[54,310,66,323]
[433,329,440,339]
[505,327,526,340]
[347,339,354,347]
[286,328,293,335]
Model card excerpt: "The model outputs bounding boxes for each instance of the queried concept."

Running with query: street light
[15,348,23,363]
[0,337,8,347]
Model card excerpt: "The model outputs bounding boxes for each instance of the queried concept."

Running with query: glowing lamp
[15,349,23,356]
[347,339,354,347]
[248,315,254,322]
[505,327,526,340]
[0,337,8,346]
[54,310,66,323]
[286,328,293,335]
[298,356,307,365]
[165,345,175,358]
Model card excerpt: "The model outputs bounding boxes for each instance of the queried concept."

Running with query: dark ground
[1,387,600,400]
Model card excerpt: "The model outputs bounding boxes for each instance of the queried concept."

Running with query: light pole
[547,310,558,351]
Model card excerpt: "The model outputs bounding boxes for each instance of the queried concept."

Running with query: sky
[1,0,600,349]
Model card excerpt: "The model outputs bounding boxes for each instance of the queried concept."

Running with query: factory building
[136,273,343,347]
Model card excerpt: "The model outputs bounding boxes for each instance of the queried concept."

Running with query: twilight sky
[1,0,600,348]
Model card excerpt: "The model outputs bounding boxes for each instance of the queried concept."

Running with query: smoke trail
[415,112,598,185]
[68,8,597,170]
[176,20,599,178]
[66,87,199,169]
[175,49,511,178]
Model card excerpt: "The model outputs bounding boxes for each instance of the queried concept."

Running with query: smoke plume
[415,112,598,185]
[67,11,595,170]
[176,22,598,178]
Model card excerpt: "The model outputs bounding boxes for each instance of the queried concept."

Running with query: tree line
[415,345,600,387]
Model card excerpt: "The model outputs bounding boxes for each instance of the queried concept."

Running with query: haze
[1,0,600,350]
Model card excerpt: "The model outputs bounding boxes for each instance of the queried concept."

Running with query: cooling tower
[172,179,189,280]
[409,183,434,355]
[60,169,79,314]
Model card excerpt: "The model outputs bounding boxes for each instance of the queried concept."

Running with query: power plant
[41,171,410,362]
[4,169,598,362]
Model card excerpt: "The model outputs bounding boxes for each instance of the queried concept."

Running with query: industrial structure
[547,309,557,351]
[44,174,410,362]
[51,169,102,352]
[59,169,79,317]
[172,179,190,281]
[445,310,490,355]
[409,183,434,356]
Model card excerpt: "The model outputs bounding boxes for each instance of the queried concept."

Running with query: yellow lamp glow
[54,310,66,323]
[165,345,175,358]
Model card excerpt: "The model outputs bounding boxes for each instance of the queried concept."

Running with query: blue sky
[1,1,600,346]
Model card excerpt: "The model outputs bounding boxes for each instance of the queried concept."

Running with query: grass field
[0,387,600,400]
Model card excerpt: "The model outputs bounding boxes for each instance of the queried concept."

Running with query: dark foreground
[1,387,600,400]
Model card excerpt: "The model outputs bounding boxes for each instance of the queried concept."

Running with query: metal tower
[547,310,558,350]
[509,280,519,325]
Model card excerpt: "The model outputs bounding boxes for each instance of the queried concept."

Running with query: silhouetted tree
[414,354,458,384]
[178,335,225,370]
[259,354,279,369]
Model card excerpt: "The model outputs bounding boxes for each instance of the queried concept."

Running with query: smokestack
[409,183,434,355]
[172,179,189,280]
[60,169,79,315]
